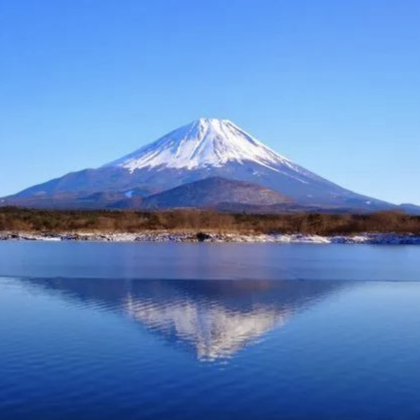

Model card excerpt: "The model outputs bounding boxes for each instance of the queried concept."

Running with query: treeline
[0,207,420,235]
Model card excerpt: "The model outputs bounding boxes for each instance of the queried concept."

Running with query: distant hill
[141,177,291,210]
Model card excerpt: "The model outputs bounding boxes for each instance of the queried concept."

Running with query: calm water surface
[1,242,420,419]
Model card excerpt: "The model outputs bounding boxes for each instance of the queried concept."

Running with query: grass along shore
[1,207,420,237]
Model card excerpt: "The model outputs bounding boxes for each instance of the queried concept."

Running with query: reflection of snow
[125,296,290,361]
[19,276,342,361]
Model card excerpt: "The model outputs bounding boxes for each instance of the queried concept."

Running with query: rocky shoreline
[1,231,420,244]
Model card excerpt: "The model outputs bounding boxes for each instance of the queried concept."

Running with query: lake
[1,242,420,419]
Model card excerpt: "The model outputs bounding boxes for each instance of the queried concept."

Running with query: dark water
[1,242,420,419]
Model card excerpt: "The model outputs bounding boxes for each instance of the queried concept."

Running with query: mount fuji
[4,118,397,211]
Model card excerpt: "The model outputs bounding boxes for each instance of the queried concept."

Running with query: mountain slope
[4,118,396,211]
[140,177,291,210]
[398,203,420,215]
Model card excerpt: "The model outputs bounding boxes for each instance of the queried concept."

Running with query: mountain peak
[193,117,230,125]
[183,117,235,139]
[106,118,292,172]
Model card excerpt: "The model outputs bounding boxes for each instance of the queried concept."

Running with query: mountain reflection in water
[22,278,346,361]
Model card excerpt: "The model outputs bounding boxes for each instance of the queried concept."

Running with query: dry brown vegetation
[0,207,420,235]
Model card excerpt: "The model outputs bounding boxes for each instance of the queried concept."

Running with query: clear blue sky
[1,0,419,204]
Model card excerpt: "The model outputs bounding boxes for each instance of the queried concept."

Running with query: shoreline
[1,231,420,244]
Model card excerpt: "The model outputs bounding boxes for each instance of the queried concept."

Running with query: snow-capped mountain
[105,118,327,187]
[5,118,395,210]
[107,118,298,172]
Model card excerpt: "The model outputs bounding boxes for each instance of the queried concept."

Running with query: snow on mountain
[107,118,302,174]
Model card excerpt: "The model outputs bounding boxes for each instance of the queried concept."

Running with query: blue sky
[1,0,419,204]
